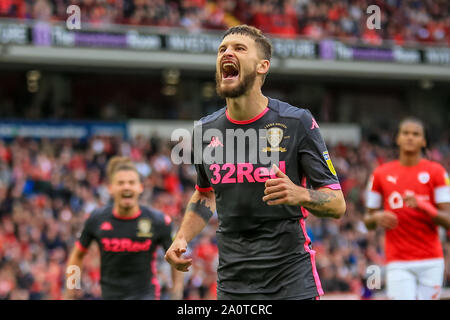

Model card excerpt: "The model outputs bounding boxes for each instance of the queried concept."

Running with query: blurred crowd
[0,0,449,45]
[0,132,449,300]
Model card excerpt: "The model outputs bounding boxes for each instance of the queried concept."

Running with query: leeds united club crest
[137,218,153,238]
[262,126,287,152]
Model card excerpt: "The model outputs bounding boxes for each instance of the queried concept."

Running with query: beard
[117,196,136,210]
[215,67,257,98]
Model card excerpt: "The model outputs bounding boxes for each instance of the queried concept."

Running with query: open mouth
[121,191,134,199]
[221,61,239,80]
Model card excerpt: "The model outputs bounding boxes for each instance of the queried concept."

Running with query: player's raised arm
[165,189,216,272]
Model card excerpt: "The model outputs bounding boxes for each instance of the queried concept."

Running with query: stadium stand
[0,0,448,44]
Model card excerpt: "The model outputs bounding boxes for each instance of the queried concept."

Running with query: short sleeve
[76,213,97,252]
[192,127,213,192]
[158,214,174,251]
[366,169,383,209]
[297,110,341,190]
[195,164,212,192]
[432,164,450,204]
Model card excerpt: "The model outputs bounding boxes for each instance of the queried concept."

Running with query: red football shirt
[366,159,450,263]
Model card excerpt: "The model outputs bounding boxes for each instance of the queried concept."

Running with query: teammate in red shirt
[364,117,450,300]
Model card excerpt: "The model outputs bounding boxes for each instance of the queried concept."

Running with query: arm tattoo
[303,190,338,218]
[187,199,214,223]
[306,189,336,207]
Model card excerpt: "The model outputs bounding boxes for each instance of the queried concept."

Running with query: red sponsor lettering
[101,238,111,251]
[143,240,152,250]
[237,163,255,183]
[210,164,221,184]
[120,238,132,251]
[208,161,286,185]
[254,166,270,182]
[131,241,141,252]
[101,238,152,252]
[222,163,236,183]
[111,238,120,252]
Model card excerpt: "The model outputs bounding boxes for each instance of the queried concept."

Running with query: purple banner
[319,40,336,60]
[352,48,394,62]
[74,32,127,48]
[32,22,52,46]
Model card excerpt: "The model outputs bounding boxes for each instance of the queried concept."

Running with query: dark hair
[222,24,272,61]
[396,117,430,154]
[222,25,272,85]
[106,156,140,183]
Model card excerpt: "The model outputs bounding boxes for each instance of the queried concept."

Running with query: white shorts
[386,258,445,300]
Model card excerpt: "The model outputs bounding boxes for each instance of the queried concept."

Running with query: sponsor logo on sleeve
[323,151,337,176]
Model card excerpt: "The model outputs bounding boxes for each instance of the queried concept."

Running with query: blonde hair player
[65,156,183,300]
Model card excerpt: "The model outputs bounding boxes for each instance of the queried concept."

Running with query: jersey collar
[112,208,142,220]
[225,105,269,125]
